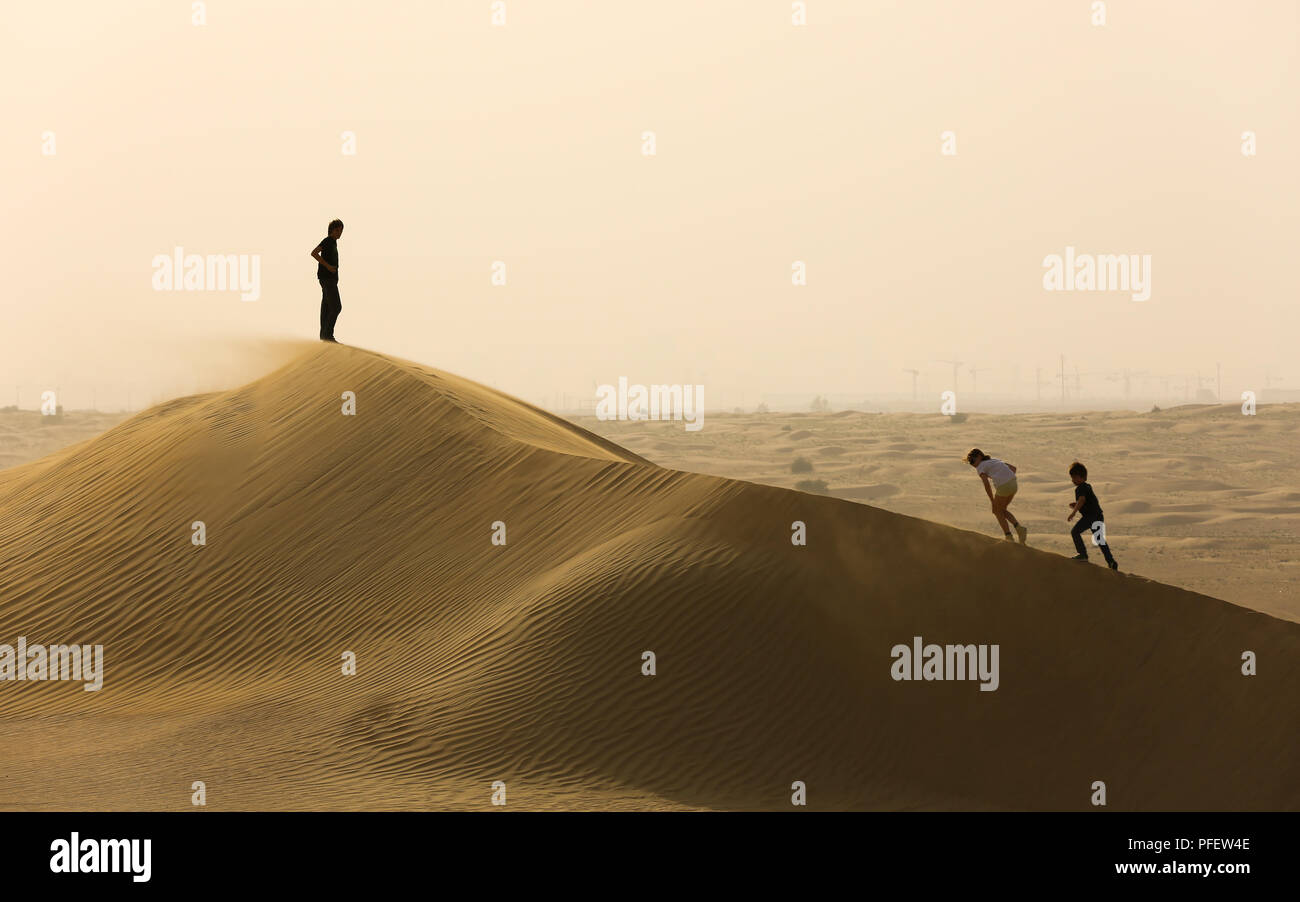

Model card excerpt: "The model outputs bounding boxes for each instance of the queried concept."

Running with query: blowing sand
[0,344,1296,810]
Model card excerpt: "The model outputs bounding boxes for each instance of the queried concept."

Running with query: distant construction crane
[1072,367,1105,400]
[1195,370,1217,401]
[1035,368,1054,402]
[1104,369,1149,402]
[902,368,920,401]
[936,360,963,396]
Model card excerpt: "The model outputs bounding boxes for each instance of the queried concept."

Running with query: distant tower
[937,360,963,395]
[902,368,920,401]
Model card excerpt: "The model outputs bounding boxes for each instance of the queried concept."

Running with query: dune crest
[0,345,1295,810]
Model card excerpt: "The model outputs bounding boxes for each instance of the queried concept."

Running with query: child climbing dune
[1067,460,1119,571]
[966,448,1029,544]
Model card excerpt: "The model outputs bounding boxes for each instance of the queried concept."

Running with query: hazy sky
[4,0,1297,410]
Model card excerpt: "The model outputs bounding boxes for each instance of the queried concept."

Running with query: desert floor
[0,408,129,473]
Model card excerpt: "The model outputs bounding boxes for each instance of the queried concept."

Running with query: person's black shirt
[317,236,339,280]
[1074,481,1103,520]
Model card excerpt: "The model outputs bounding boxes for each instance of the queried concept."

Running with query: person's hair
[1069,461,1088,480]
[328,219,344,233]
[965,448,984,465]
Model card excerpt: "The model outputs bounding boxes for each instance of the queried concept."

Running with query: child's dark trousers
[1071,517,1117,565]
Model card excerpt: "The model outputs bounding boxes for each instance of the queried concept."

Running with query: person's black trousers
[1071,516,1117,564]
[319,277,342,340]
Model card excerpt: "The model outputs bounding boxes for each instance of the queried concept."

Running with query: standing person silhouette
[311,219,344,342]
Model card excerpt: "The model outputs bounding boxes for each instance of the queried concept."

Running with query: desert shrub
[795,479,829,494]
[791,456,813,474]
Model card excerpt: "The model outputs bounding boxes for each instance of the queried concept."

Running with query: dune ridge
[0,344,1295,810]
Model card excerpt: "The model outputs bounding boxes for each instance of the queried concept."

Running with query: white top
[977,458,1016,487]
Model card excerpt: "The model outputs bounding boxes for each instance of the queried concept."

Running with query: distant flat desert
[1,346,1296,810]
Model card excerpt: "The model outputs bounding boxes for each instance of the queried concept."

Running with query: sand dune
[1,344,1296,810]
[590,405,1300,620]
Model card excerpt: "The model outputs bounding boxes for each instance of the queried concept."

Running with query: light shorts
[994,478,1018,498]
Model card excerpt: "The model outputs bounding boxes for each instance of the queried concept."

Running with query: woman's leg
[991,495,1012,534]
[1000,492,1020,528]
